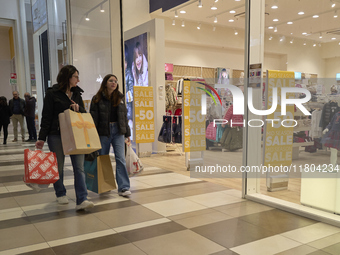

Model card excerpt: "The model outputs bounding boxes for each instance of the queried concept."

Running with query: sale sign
[263,70,295,166]
[134,86,155,143]
[183,79,206,152]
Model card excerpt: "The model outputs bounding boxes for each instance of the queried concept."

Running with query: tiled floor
[0,139,340,254]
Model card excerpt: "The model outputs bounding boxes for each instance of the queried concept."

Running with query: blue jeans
[99,123,130,192]
[47,135,88,205]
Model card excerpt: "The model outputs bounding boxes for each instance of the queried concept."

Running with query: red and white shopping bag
[24,149,59,184]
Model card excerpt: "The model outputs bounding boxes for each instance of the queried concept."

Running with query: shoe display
[76,200,94,211]
[118,189,132,197]
[57,196,69,204]
[12,139,17,142]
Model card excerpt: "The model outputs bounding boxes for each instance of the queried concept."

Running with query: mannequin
[322,112,340,168]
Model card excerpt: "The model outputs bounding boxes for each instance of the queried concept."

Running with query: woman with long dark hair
[132,42,148,87]
[35,65,94,210]
[0,96,12,144]
[90,74,131,196]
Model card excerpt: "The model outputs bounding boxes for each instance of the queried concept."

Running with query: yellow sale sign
[264,70,295,166]
[183,80,206,152]
[134,86,155,143]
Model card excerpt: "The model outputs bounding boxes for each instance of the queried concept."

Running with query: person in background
[9,91,25,142]
[35,65,94,211]
[24,92,37,142]
[132,42,148,87]
[0,96,12,144]
[90,74,131,197]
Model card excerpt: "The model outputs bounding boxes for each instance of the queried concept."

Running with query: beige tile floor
[0,135,339,254]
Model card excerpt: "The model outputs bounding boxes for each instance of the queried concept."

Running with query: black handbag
[85,151,99,161]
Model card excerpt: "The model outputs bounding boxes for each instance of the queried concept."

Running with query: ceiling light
[332,37,336,40]
[313,43,316,47]
[229,19,234,22]
[268,26,274,29]
[181,20,185,27]
[334,10,338,18]
[280,37,284,42]
[339,42,340,45]
[175,10,178,17]
[269,36,273,40]
[302,32,307,35]
[213,26,216,31]
[197,23,201,30]
[198,0,202,8]
[214,16,218,23]
[234,29,238,35]
[230,10,236,13]
[287,21,293,24]
[273,19,279,22]
[215,0,218,2]
[274,27,277,32]
[271,5,278,9]
[319,33,322,39]
[313,15,319,18]
[100,4,104,12]
[303,42,307,45]
[211,5,217,10]
[331,0,336,8]
[172,19,175,26]
[85,14,89,21]
[290,39,294,44]
[235,0,241,1]
[298,11,304,15]
[180,10,186,14]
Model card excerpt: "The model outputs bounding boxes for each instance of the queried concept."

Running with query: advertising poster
[134,86,154,143]
[263,70,295,167]
[124,33,149,141]
[183,79,206,152]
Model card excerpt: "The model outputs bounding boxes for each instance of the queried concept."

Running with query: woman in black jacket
[35,65,94,211]
[90,74,131,197]
[0,96,12,144]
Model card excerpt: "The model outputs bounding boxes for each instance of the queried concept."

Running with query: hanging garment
[319,101,339,129]
[223,127,243,151]
[223,105,244,127]
[321,112,340,150]
[311,110,322,139]
[165,85,177,109]
[158,116,172,143]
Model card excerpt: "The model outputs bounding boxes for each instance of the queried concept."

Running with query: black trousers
[0,123,9,144]
[25,116,37,140]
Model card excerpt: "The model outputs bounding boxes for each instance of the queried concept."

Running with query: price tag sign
[183,79,206,152]
[134,86,155,143]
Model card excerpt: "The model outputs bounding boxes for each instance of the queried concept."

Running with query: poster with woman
[124,33,149,141]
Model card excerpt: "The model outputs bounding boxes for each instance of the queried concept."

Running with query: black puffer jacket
[38,84,86,141]
[319,101,339,129]
[90,91,131,138]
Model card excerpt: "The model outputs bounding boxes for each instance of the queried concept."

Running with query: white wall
[123,0,152,31]
[0,28,13,100]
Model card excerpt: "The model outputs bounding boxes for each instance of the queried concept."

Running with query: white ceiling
[154,0,340,43]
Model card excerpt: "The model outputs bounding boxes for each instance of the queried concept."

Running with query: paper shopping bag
[126,144,144,177]
[59,109,101,155]
[84,155,117,194]
[24,149,59,184]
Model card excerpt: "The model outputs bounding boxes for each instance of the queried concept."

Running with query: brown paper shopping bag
[59,109,101,155]
[84,155,117,194]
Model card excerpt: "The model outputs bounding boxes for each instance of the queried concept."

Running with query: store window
[69,0,112,110]
[247,0,340,217]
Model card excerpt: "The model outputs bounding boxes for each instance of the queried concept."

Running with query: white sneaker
[76,200,94,211]
[118,189,131,197]
[57,196,69,204]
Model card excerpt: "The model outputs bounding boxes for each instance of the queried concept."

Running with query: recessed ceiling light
[229,19,235,22]
[290,39,294,44]
[197,23,201,30]
[280,37,284,42]
[268,26,274,29]
[319,33,323,39]
[214,16,218,23]
[287,21,293,25]
[181,20,185,27]
[313,43,316,47]
[273,19,279,22]
[338,42,340,45]
[198,0,202,8]
[85,14,90,21]
[332,37,336,40]
[180,10,186,14]
[298,11,304,15]
[172,19,175,25]
[230,10,236,13]
[100,4,104,12]
[211,6,217,10]
[302,32,307,35]
[269,36,273,40]
[313,15,319,18]
[234,29,238,35]
[271,5,278,9]
[175,10,178,17]
[235,0,240,1]
[303,42,307,45]
[334,10,338,18]
[291,33,293,35]
[274,27,277,32]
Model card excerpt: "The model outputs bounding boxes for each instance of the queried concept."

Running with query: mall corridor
[0,136,340,255]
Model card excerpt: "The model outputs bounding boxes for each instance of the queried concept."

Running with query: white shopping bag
[125,144,143,176]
